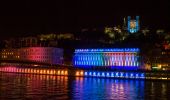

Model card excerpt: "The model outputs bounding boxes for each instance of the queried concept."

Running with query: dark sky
[0,0,169,38]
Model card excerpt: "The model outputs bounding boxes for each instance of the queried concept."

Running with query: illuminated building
[127,16,140,33]
[73,48,140,70]
[21,37,38,47]
[0,66,68,76]
[0,49,20,60]
[150,45,170,71]
[57,33,74,40]
[38,33,74,40]
[75,70,145,79]
[0,47,63,65]
[156,29,165,34]
[141,28,150,35]
[157,48,170,70]
[38,34,56,41]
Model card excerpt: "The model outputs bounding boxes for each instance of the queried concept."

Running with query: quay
[0,64,170,81]
[0,48,170,81]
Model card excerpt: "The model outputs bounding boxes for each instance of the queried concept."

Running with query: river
[0,72,170,100]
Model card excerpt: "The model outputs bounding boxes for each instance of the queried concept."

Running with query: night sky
[0,0,169,38]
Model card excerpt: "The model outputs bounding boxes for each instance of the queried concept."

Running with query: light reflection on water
[72,77,145,100]
[0,72,170,100]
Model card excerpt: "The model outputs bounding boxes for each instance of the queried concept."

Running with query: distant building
[127,16,140,33]
[159,44,170,70]
[73,48,140,70]
[4,35,60,48]
[156,29,165,34]
[163,43,170,50]
[0,47,63,65]
[21,37,39,47]
[0,49,20,60]
[57,33,74,40]
[150,45,170,71]
[141,28,150,35]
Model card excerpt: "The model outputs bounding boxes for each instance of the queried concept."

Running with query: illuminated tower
[127,16,140,33]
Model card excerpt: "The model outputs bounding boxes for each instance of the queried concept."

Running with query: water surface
[0,72,170,100]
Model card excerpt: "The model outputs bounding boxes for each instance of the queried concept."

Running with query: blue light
[85,72,88,76]
[111,72,114,77]
[140,73,145,78]
[93,72,96,76]
[127,16,140,33]
[75,61,76,65]
[77,71,145,79]
[133,62,136,66]
[120,72,124,77]
[106,73,110,77]
[97,72,100,77]
[137,62,139,66]
[89,72,92,76]
[75,48,140,53]
[136,73,139,78]
[102,72,105,77]
[125,73,129,77]
[130,73,134,77]
[115,72,119,77]
[74,48,140,70]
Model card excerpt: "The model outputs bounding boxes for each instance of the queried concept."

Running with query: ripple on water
[0,72,170,100]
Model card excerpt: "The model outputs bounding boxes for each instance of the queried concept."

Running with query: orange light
[18,69,21,73]
[53,70,56,75]
[47,70,50,74]
[37,69,39,74]
[50,70,53,74]
[43,70,46,74]
[80,71,84,76]
[29,69,31,73]
[28,69,30,73]
[40,70,42,74]
[57,70,60,75]
[76,71,80,76]
[25,69,28,73]
[26,69,29,73]
[22,69,24,73]
[24,69,27,73]
[64,71,68,75]
[31,69,33,73]
[34,69,36,73]
[61,70,64,75]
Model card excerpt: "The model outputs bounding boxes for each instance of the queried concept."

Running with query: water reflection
[72,77,145,100]
[0,72,68,100]
[0,72,170,100]
[144,81,170,100]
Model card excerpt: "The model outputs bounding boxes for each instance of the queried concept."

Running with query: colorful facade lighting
[0,47,63,65]
[81,71,145,79]
[0,67,68,76]
[74,48,140,70]
[127,16,140,33]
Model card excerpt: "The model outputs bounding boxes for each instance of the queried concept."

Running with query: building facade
[0,47,63,65]
[73,48,140,70]
[127,16,140,33]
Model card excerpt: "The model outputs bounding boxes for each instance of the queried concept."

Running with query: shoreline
[0,62,170,81]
